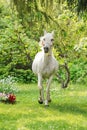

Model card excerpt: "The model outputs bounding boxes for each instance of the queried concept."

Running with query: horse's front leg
[45,75,53,106]
[38,73,44,104]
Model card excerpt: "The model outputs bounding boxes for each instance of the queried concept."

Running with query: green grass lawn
[0,82,87,130]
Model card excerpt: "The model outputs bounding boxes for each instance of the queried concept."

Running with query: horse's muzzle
[44,47,49,53]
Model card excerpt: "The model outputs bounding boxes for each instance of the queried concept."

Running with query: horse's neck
[43,51,52,63]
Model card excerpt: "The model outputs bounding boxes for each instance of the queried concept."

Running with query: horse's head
[39,31,54,53]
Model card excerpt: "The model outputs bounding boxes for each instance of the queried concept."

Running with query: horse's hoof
[38,100,43,104]
[44,100,49,106]
[45,104,49,107]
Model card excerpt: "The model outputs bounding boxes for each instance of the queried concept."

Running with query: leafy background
[0,0,87,84]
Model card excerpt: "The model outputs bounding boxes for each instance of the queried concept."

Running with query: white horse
[32,31,58,106]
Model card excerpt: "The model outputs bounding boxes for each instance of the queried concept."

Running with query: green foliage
[0,1,38,83]
[0,1,87,84]
[13,69,37,83]
[52,5,87,84]
[70,59,87,84]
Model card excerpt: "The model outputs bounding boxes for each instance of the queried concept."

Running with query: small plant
[0,76,18,103]
[0,93,16,103]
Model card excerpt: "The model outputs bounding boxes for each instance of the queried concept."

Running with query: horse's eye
[43,38,45,41]
[51,39,54,42]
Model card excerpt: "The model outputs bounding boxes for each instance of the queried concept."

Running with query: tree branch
[57,63,70,88]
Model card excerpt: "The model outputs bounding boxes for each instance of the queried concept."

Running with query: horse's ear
[44,30,47,35]
[51,31,54,36]
[39,37,44,46]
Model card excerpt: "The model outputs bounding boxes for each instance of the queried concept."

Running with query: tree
[0,0,87,84]
[67,0,87,13]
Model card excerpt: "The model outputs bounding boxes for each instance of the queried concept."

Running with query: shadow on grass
[50,102,87,117]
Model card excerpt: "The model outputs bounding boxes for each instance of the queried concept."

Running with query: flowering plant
[0,76,18,104]
[0,76,18,94]
[0,93,16,103]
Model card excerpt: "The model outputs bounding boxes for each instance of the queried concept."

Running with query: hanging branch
[57,62,70,88]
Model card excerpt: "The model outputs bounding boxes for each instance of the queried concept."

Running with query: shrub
[0,76,18,94]
[12,69,37,83]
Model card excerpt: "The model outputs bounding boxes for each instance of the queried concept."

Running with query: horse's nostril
[44,47,49,53]
[44,47,48,50]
